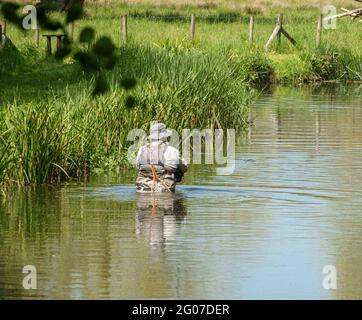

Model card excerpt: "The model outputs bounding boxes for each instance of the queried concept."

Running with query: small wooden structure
[42,34,66,56]
[0,22,5,48]
[265,13,296,49]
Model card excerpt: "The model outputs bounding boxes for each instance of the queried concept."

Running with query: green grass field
[3,1,362,83]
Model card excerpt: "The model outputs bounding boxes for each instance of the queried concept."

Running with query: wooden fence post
[190,14,196,40]
[35,28,40,48]
[121,15,128,44]
[249,16,254,45]
[277,13,283,45]
[265,12,295,49]
[316,14,322,47]
[56,35,63,50]
[0,24,3,48]
[1,20,6,36]
[68,21,74,41]
[45,36,52,56]
[265,19,282,49]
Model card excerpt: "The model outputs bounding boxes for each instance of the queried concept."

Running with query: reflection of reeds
[0,45,251,187]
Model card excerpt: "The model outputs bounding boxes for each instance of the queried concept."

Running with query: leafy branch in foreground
[0,1,136,97]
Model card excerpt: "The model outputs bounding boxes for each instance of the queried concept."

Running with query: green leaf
[1,2,22,27]
[62,36,71,46]
[74,51,100,73]
[125,96,136,108]
[120,78,137,90]
[93,74,109,96]
[66,4,84,23]
[43,21,63,31]
[79,27,95,43]
[103,55,118,70]
[36,7,62,31]
[54,46,72,60]
[93,37,115,57]
[1,2,20,12]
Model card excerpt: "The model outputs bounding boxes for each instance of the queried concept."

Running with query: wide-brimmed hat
[148,122,172,141]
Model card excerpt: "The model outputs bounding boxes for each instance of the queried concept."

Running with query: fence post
[56,35,63,51]
[0,24,3,48]
[121,15,128,44]
[68,21,74,41]
[316,14,322,47]
[45,36,52,56]
[249,16,254,45]
[35,28,40,48]
[190,14,196,40]
[2,20,6,36]
[277,13,283,45]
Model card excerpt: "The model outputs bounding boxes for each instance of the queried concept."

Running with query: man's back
[136,141,187,192]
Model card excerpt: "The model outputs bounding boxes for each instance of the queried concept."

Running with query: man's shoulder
[164,144,179,154]
[138,145,147,153]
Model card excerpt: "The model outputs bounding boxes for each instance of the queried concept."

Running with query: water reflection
[135,193,187,247]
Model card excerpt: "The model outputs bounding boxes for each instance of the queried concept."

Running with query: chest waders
[150,163,172,193]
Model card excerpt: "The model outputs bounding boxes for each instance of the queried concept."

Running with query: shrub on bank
[236,51,275,86]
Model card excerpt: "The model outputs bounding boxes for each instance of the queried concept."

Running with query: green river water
[1,85,362,299]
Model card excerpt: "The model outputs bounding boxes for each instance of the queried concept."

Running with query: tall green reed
[0,44,253,187]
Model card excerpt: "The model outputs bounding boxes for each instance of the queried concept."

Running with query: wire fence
[0,10,354,54]
[84,12,320,24]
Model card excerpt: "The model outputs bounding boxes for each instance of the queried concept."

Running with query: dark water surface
[1,85,362,299]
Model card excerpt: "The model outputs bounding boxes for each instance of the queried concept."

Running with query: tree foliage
[0,1,136,97]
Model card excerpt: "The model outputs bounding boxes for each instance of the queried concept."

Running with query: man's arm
[135,146,143,169]
[178,156,188,173]
[164,146,188,173]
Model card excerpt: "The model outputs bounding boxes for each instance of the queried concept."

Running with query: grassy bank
[3,1,362,84]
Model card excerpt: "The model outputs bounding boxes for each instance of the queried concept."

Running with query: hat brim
[148,129,172,140]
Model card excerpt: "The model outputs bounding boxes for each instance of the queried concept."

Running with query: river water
[1,85,361,299]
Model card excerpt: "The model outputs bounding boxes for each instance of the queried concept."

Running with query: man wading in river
[136,123,188,192]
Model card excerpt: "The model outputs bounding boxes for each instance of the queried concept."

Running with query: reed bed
[0,44,252,187]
